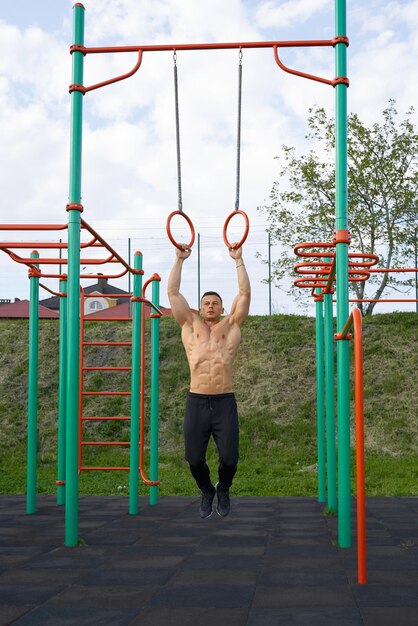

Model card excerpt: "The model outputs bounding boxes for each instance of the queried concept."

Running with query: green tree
[259,100,418,314]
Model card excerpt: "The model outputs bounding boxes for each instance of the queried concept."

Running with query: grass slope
[0,313,417,497]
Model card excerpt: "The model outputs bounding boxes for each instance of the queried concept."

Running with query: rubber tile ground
[0,495,417,625]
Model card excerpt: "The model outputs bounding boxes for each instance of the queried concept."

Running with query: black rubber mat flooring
[0,495,417,625]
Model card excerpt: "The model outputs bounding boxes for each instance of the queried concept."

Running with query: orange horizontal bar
[82,366,131,371]
[80,466,130,471]
[372,268,418,273]
[82,416,130,421]
[83,292,133,298]
[81,441,130,446]
[346,298,418,303]
[0,224,67,231]
[81,38,339,55]
[82,391,131,396]
[83,341,132,346]
[84,317,133,322]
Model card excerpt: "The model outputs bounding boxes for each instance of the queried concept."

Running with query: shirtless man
[167,244,251,518]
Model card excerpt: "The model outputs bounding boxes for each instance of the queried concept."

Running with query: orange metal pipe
[77,38,342,55]
[0,224,68,231]
[335,309,367,585]
[80,218,140,274]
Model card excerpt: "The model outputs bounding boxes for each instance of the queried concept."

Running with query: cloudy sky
[1,0,417,315]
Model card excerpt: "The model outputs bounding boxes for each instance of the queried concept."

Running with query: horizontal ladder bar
[83,341,132,346]
[82,391,131,396]
[84,317,133,322]
[82,416,130,421]
[80,466,130,471]
[82,366,131,371]
[81,441,130,446]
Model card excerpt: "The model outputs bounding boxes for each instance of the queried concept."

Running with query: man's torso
[182,315,241,394]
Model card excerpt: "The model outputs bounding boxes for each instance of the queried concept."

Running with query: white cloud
[0,0,417,314]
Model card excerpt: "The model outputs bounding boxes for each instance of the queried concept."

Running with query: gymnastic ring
[166,210,195,251]
[223,210,250,250]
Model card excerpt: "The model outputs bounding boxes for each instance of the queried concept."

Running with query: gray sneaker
[215,482,230,517]
[199,487,216,519]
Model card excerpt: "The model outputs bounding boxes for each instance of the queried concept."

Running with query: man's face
[200,295,223,322]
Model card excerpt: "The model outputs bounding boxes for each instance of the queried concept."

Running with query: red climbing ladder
[79,290,133,472]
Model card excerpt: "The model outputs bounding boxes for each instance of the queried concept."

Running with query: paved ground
[0,494,417,625]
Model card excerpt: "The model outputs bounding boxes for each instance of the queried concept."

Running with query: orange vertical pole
[353,308,366,584]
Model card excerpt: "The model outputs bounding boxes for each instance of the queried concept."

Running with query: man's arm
[228,245,251,326]
[167,247,194,327]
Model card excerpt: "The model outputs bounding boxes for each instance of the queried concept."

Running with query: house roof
[85,301,173,319]
[40,277,129,310]
[0,300,60,319]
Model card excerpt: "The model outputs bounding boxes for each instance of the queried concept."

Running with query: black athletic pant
[184,391,239,493]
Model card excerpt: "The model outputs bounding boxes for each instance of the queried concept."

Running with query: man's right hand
[176,245,192,260]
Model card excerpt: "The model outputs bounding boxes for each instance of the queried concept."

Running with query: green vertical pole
[65,2,85,546]
[315,292,326,503]
[324,291,337,513]
[57,279,68,505]
[335,0,351,547]
[27,251,40,514]
[149,277,161,505]
[129,252,143,514]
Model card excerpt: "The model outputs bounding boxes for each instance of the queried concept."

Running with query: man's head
[200,291,224,323]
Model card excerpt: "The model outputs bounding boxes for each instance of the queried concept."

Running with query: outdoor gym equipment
[1,1,351,549]
[294,236,418,585]
[0,223,162,523]
[294,234,379,584]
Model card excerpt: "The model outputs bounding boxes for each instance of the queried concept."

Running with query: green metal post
[315,293,326,503]
[57,279,67,505]
[324,291,337,513]
[27,251,40,514]
[129,252,143,514]
[149,277,161,505]
[335,0,351,547]
[65,2,85,546]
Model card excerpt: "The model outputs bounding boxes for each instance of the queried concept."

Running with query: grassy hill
[0,312,417,497]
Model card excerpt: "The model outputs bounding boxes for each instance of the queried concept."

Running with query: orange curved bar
[273,46,349,87]
[81,268,130,280]
[139,277,161,487]
[294,241,335,257]
[69,49,143,94]
[39,283,66,298]
[166,210,195,251]
[223,210,250,250]
[81,218,138,273]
